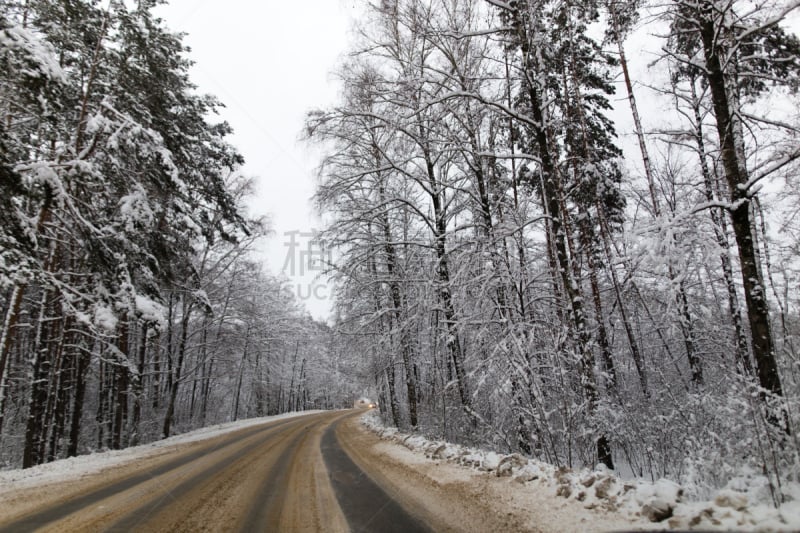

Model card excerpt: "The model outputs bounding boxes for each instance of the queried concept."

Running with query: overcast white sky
[154,1,361,321]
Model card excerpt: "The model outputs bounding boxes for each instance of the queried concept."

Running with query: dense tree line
[0,0,350,469]
[307,0,800,500]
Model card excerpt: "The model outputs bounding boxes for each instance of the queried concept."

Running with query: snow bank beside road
[0,410,323,496]
[362,412,800,531]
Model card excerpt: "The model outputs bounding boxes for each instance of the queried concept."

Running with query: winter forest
[306,0,800,503]
[1,0,800,509]
[0,0,359,471]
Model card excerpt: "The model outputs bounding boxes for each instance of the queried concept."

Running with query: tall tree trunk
[376,171,419,428]
[698,5,786,429]
[45,315,71,462]
[162,299,191,438]
[422,148,472,421]
[67,335,90,457]
[164,293,175,401]
[151,330,161,410]
[509,2,591,366]
[0,284,25,438]
[112,314,129,450]
[609,3,659,214]
[0,186,54,437]
[189,317,208,421]
[586,242,617,395]
[688,76,752,375]
[385,362,401,428]
[130,322,148,446]
[23,286,57,468]
[200,357,214,425]
[610,2,701,386]
[509,2,608,466]
[96,358,107,449]
[368,245,401,428]
[22,232,61,469]
[232,325,251,422]
[299,358,307,410]
[38,297,64,463]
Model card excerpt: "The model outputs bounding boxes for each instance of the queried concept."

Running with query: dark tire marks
[321,417,431,533]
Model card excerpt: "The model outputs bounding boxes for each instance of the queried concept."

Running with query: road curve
[0,410,431,533]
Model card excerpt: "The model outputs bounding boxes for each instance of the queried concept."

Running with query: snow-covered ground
[0,410,323,497]
[362,412,800,532]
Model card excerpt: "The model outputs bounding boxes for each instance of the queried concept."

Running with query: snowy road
[0,410,569,532]
[0,411,434,533]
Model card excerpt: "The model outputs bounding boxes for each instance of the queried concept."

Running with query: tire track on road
[321,414,431,533]
[238,422,314,531]
[0,414,323,532]
[103,415,322,532]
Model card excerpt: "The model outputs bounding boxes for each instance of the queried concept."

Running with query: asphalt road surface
[0,410,476,533]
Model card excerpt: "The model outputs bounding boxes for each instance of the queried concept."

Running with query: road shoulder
[339,413,641,533]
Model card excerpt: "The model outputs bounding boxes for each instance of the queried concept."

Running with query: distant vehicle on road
[353,397,376,409]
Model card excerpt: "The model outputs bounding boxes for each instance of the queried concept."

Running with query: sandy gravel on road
[0,411,325,525]
[113,412,348,532]
[0,412,349,533]
[0,437,202,525]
